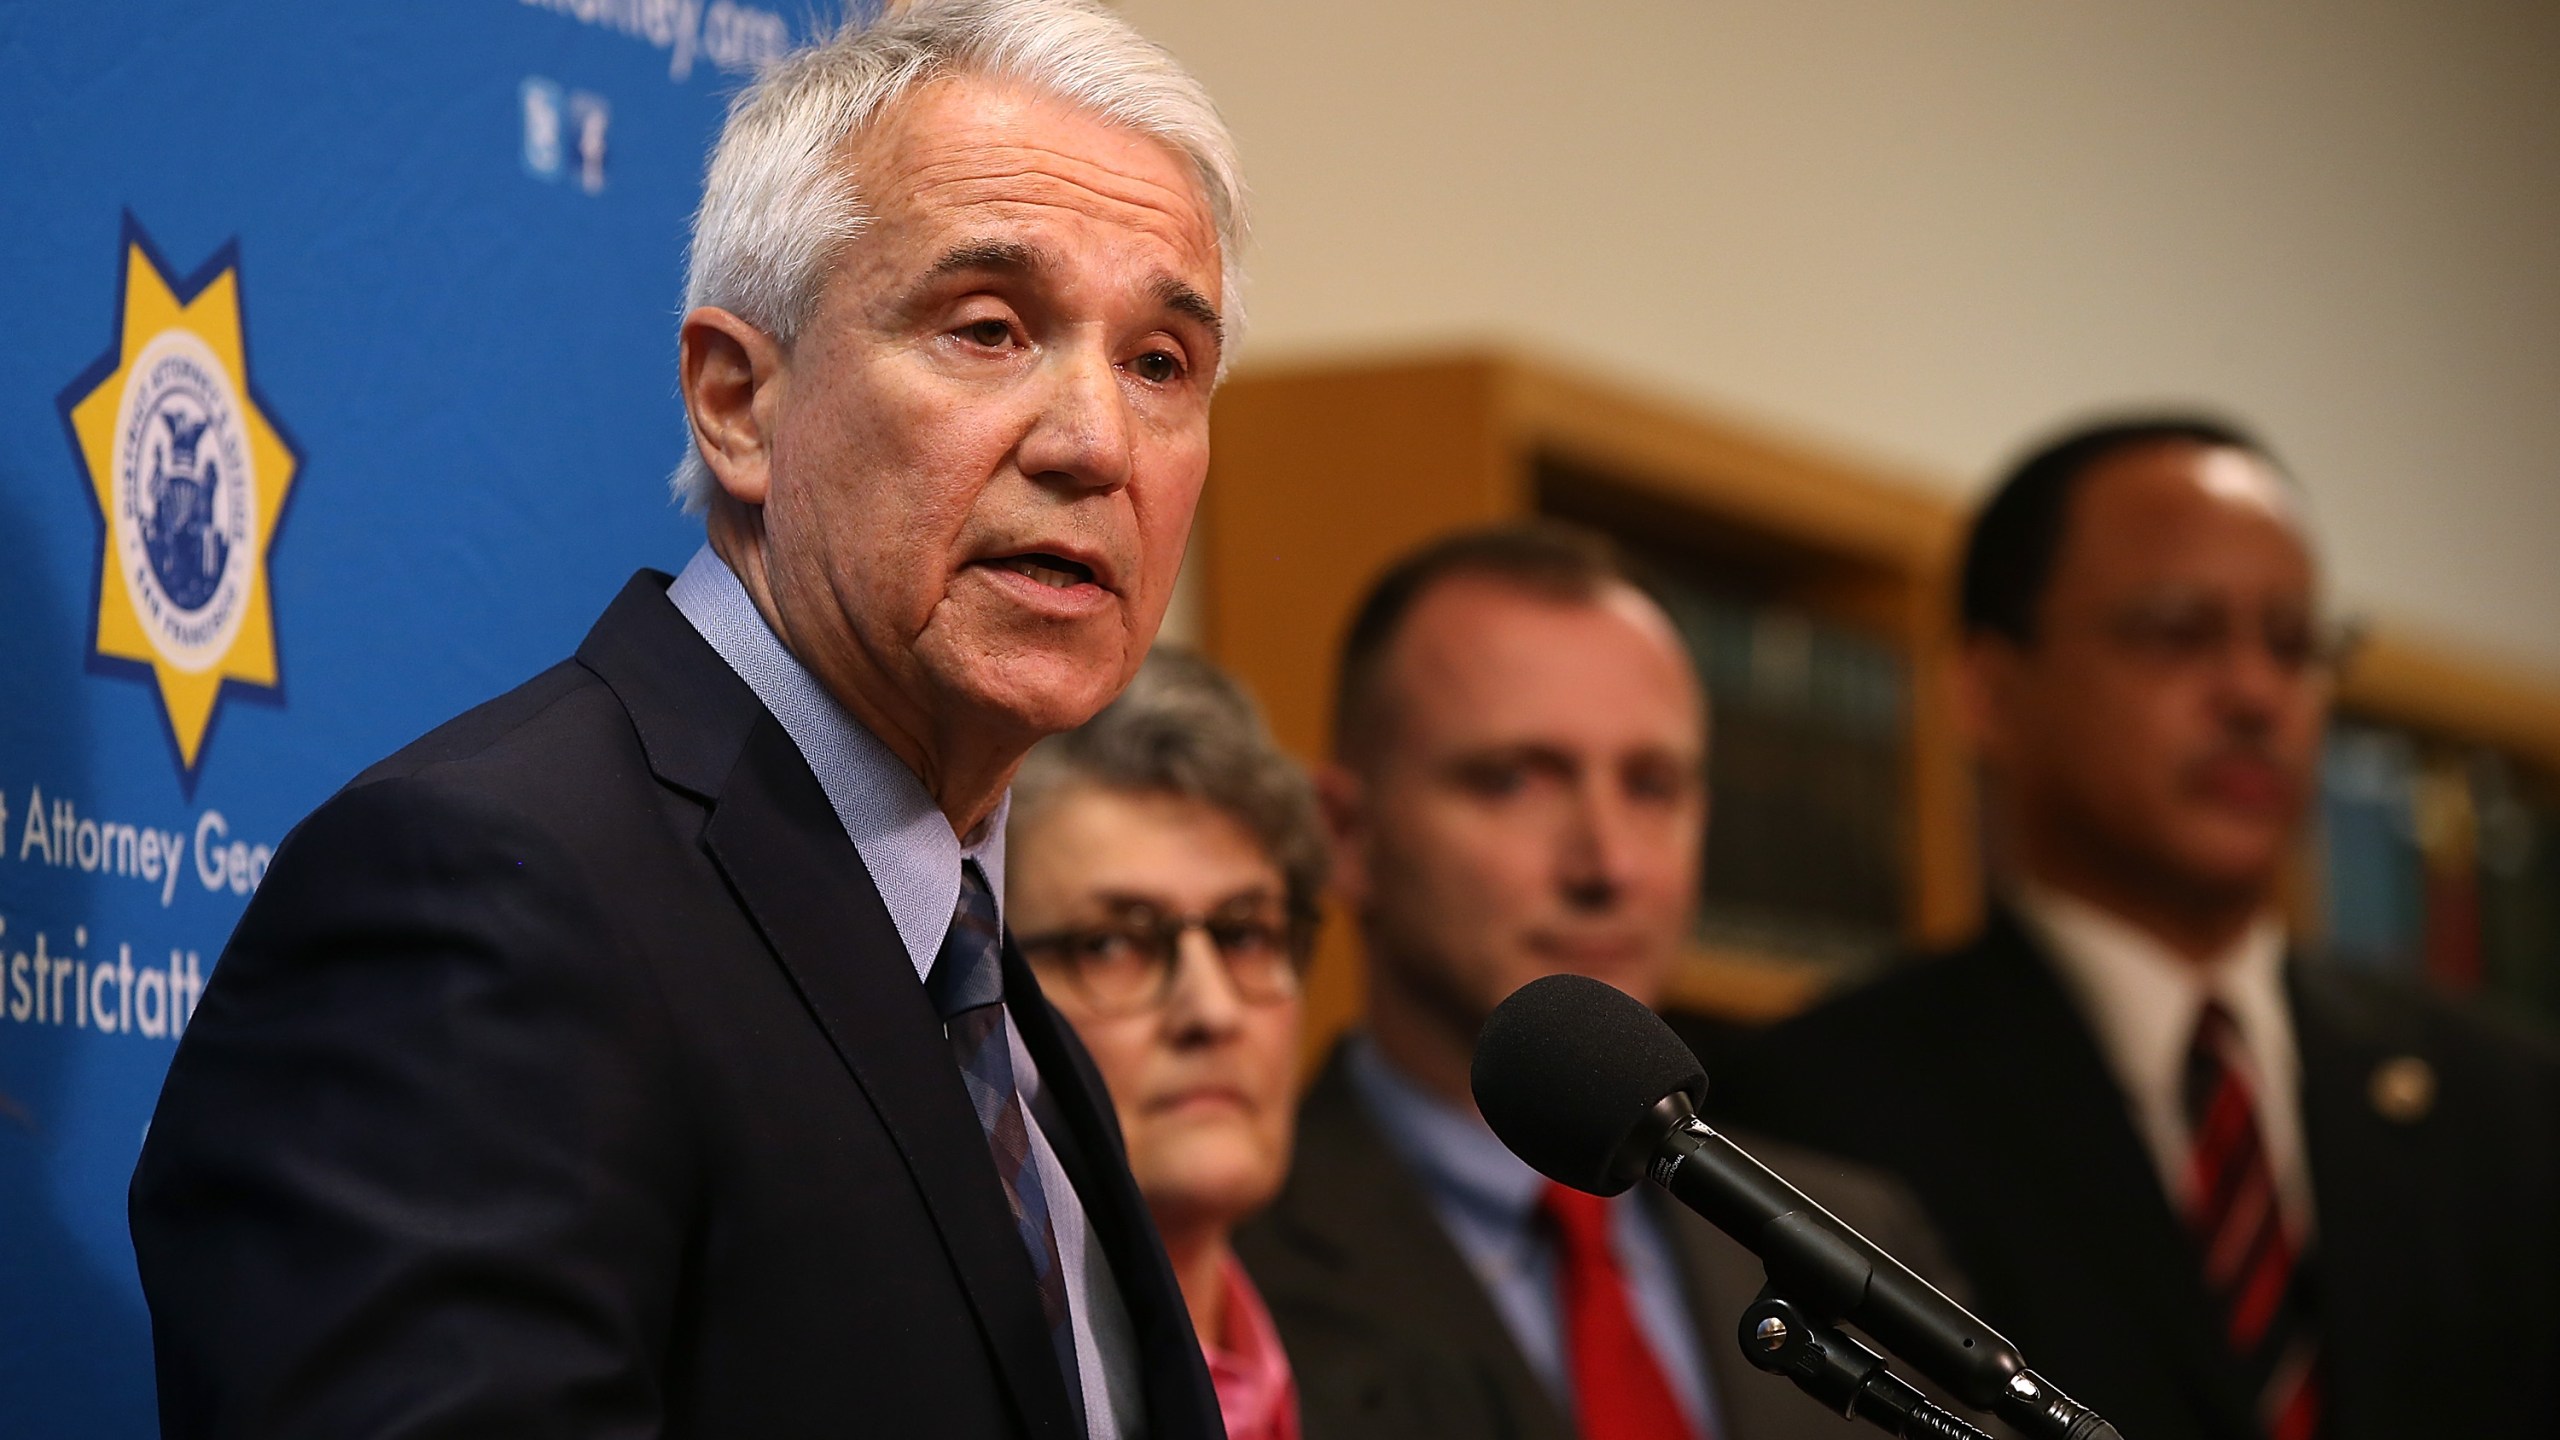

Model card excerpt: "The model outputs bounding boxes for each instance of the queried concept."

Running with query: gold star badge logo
[60,218,300,785]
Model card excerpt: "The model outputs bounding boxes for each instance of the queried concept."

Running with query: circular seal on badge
[109,329,257,674]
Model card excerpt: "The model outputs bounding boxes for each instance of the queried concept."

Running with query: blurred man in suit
[1718,418,2560,1440]
[1238,523,1960,1440]
[128,4,1242,1436]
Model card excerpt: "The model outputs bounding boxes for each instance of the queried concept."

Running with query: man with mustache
[129,3,1238,1435]
[1718,419,2560,1440]
[1238,522,1956,1440]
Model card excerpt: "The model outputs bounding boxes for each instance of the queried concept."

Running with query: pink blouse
[1204,1252,1300,1440]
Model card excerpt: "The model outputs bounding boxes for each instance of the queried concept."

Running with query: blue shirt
[1346,1033,1720,1439]
[670,546,1143,1440]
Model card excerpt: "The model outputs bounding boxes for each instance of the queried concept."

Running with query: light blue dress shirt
[1346,1033,1720,1439]
[670,546,1143,1440]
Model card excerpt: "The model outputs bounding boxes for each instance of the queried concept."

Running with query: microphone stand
[1640,1100,2123,1439]
[1738,1288,1997,1440]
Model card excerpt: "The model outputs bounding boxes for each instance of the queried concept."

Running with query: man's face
[749,77,1222,750]
[1970,442,2330,906]
[1334,578,1708,1042]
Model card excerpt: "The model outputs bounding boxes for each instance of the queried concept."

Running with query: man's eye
[2263,618,2317,670]
[959,318,1012,348]
[2117,609,2218,657]
[1456,763,1526,798]
[2156,619,2224,656]
[1129,349,1183,384]
[1625,764,1689,804]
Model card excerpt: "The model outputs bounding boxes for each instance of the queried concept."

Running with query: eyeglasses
[1018,897,1313,1018]
[2094,595,2360,678]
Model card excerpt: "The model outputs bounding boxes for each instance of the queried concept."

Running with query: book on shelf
[1640,559,1906,979]
[2318,721,2560,1032]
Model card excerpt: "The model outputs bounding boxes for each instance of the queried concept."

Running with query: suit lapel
[1007,945,1221,1436]
[1267,1048,1574,1440]
[578,574,1081,1439]
[1959,918,2261,1436]
[2291,965,2447,1440]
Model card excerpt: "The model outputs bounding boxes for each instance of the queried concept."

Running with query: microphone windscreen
[1470,973,1707,1196]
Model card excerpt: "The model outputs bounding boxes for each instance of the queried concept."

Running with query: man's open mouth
[988,553,1097,590]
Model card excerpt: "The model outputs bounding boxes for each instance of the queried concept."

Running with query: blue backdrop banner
[0,3,845,1431]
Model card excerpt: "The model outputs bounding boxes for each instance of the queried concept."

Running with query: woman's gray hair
[1012,647,1328,933]
[670,0,1248,513]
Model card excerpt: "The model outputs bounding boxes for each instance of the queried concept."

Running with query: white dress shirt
[2011,881,2317,1242]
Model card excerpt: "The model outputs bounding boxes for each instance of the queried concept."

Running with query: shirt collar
[2010,878,2289,1102]
[1344,1032,1545,1227]
[668,545,1006,983]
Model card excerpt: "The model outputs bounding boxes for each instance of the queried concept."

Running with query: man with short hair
[1238,522,1958,1440]
[1718,419,2560,1440]
[129,4,1239,1436]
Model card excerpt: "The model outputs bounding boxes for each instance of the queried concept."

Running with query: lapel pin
[2368,1055,2436,1123]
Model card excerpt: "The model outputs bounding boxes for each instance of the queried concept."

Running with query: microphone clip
[1739,1288,1997,1440]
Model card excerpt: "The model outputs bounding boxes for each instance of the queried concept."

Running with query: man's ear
[1957,633,2024,770]
[1316,762,1372,910]
[679,306,786,508]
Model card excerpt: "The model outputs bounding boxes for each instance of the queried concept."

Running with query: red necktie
[2183,1002,2321,1440]
[1541,1181,1697,1440]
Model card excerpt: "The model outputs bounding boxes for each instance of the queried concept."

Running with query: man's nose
[1016,337,1134,493]
[2216,627,2298,726]
[1558,782,1637,910]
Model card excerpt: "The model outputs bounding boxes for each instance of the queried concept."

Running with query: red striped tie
[1541,1181,1699,1440]
[2183,1002,2321,1440]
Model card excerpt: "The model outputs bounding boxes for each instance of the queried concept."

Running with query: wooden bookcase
[1192,348,2560,1064]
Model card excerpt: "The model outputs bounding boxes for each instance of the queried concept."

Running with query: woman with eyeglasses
[1008,647,1325,1440]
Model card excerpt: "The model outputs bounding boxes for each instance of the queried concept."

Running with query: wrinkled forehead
[841,74,1223,290]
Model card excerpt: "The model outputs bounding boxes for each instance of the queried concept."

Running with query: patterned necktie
[929,860,1085,1431]
[1540,1181,1699,1440]
[2183,1001,2321,1440]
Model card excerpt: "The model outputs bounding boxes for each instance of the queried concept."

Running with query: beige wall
[1132,0,2560,675]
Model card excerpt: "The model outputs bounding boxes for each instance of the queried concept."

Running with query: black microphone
[1472,974,2120,1440]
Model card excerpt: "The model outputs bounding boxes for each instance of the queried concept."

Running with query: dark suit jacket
[1233,1041,1968,1440]
[1712,909,2560,1440]
[129,573,1222,1440]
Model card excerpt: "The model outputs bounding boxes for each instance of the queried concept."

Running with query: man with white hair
[129,4,1240,1436]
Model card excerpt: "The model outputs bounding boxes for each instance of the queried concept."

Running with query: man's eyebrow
[1155,276,1224,345]
[1454,743,1579,773]
[924,239,1043,281]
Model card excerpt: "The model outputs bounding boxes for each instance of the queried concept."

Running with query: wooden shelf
[2339,627,2560,779]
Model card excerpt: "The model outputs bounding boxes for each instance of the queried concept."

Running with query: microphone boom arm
[1641,1099,2122,1440]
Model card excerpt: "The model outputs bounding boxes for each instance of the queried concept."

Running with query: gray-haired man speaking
[130,4,1241,1436]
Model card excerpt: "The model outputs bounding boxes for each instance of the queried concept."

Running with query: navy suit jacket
[130,572,1222,1439]
[1713,910,2560,1440]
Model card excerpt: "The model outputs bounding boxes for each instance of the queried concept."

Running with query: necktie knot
[2182,999,2248,1129]
[1540,1180,1616,1259]
[928,860,1005,1020]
